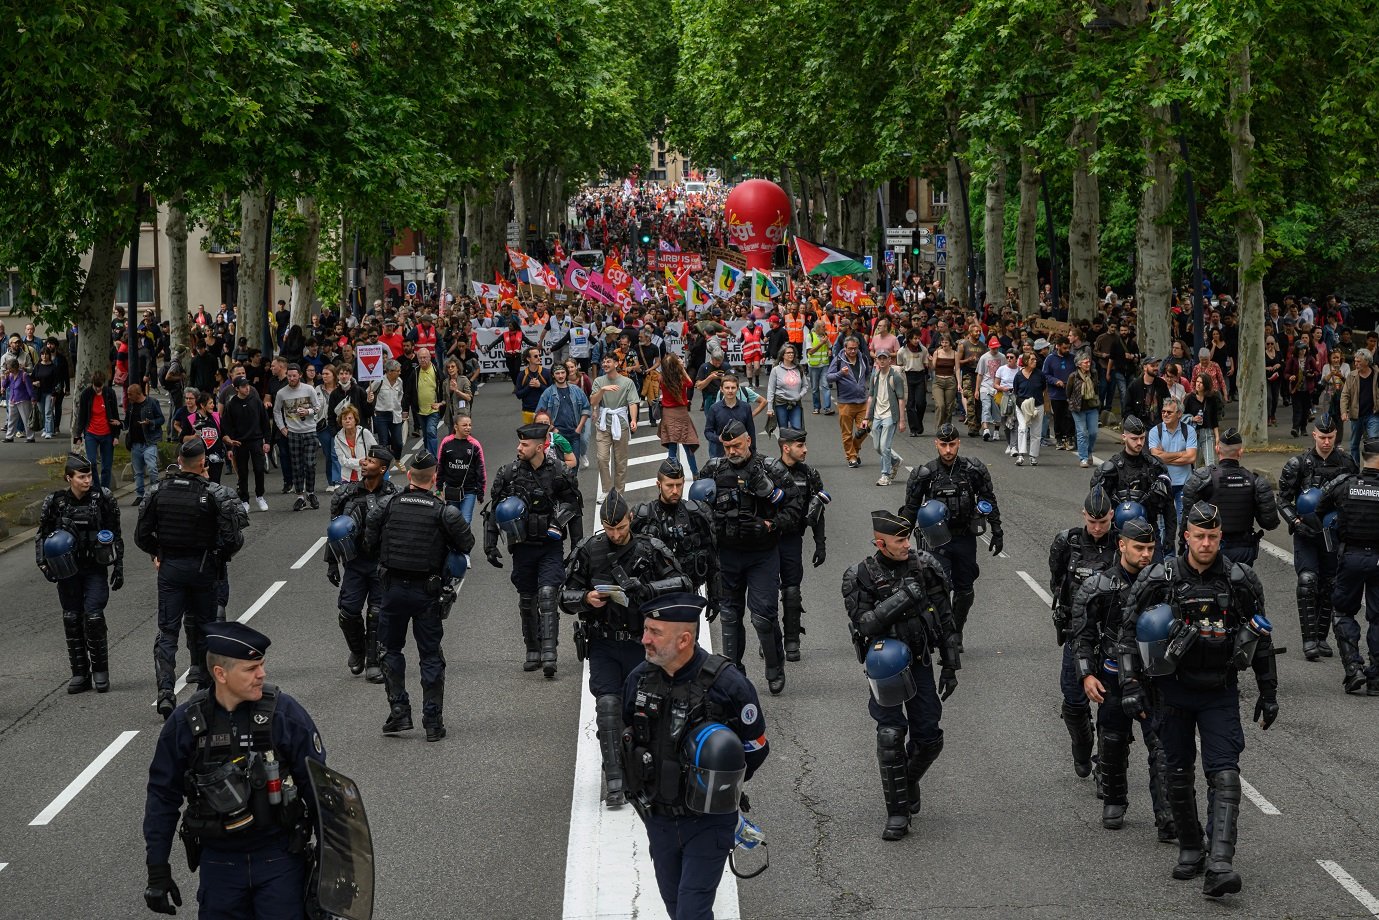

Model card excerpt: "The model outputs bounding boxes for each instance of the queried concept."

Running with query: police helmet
[494,495,528,543]
[445,551,470,580]
[1296,487,1323,519]
[864,638,918,706]
[1136,603,1179,677]
[687,479,717,503]
[681,722,747,815]
[1113,500,1147,534]
[914,500,951,549]
[42,529,79,580]
[325,515,358,564]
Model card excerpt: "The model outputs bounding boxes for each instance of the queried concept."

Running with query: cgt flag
[713,260,743,299]
[830,275,866,310]
[751,270,780,308]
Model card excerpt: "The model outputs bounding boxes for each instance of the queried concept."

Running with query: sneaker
[242,501,251,514]
[1030,458,1038,466]
[581,456,589,469]
[307,493,319,510]
[281,483,294,494]
[256,497,269,512]
[1015,456,1024,466]
[25,437,34,443]
[847,459,860,469]
[326,484,338,493]
[876,474,891,487]
[2,437,12,443]
[982,430,992,442]
[293,495,307,512]
[1079,459,1090,468]
[131,495,143,507]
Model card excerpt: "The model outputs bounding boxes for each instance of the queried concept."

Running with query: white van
[570,250,604,270]
[682,181,708,196]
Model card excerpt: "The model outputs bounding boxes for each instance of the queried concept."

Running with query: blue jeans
[41,393,57,436]
[83,432,115,490]
[1349,414,1379,466]
[130,441,159,496]
[374,411,404,460]
[874,416,898,476]
[808,365,832,412]
[666,444,699,476]
[317,427,339,485]
[448,494,478,525]
[1072,408,1099,461]
[774,402,803,431]
[418,411,440,458]
[1101,371,1128,416]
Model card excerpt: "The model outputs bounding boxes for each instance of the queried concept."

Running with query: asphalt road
[2,388,1379,920]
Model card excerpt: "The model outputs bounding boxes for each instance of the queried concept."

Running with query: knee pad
[781,585,802,608]
[750,612,780,635]
[1297,570,1318,597]
[537,585,560,615]
[1208,769,1242,800]
[876,726,906,756]
[83,610,107,633]
[63,609,82,629]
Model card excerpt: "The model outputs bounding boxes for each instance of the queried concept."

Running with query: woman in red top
[739,322,765,388]
[657,353,701,475]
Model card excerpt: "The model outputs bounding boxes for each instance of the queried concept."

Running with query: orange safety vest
[785,313,805,344]
[820,317,839,346]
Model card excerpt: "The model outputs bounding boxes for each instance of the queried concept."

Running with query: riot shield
[307,759,374,920]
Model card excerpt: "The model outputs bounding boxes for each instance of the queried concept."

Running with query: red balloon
[724,180,792,273]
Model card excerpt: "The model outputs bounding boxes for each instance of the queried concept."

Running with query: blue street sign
[863,255,874,270]
[406,281,419,296]
[935,234,947,252]
[883,250,895,264]
[935,251,948,266]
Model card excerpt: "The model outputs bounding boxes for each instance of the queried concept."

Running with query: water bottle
[815,490,832,505]
[95,529,116,566]
[264,752,282,806]
[735,812,765,849]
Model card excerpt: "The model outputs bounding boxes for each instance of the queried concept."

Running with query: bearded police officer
[1068,516,1173,838]
[624,592,769,919]
[1090,414,1178,551]
[563,491,694,809]
[696,418,801,694]
[632,460,721,615]
[484,422,584,678]
[1119,501,1277,898]
[1048,489,1117,780]
[770,428,829,661]
[1181,428,1279,564]
[35,453,124,693]
[142,622,324,918]
[363,450,474,740]
[325,445,397,682]
[899,423,1002,651]
[136,439,247,718]
[1315,436,1379,693]
[1278,416,1355,660]
[844,510,960,840]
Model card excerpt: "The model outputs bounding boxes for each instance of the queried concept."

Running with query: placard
[356,343,385,382]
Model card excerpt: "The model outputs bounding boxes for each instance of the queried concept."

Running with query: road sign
[506,221,520,246]
[863,255,874,270]
[936,251,948,267]
[905,209,918,223]
[406,281,418,296]
[883,250,895,264]
[935,234,947,252]
[885,228,912,246]
[918,227,932,238]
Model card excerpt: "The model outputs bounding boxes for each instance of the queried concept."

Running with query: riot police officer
[623,591,769,919]
[1048,489,1117,780]
[484,422,583,678]
[899,423,1002,651]
[35,452,124,693]
[562,490,693,808]
[843,510,960,840]
[1068,515,1172,837]
[770,428,829,661]
[1119,501,1277,899]
[1316,436,1379,693]
[1278,416,1355,660]
[1090,414,1178,550]
[325,445,397,682]
[696,418,800,694]
[136,439,246,718]
[1181,428,1279,564]
[142,622,324,919]
[632,460,721,614]
[364,450,473,740]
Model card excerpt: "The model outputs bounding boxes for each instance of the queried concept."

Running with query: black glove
[1120,678,1147,721]
[39,561,57,583]
[326,563,341,588]
[989,530,1004,556]
[938,667,958,701]
[622,577,651,607]
[486,549,503,568]
[1293,518,1320,540]
[1253,694,1279,730]
[811,539,827,568]
[740,518,768,540]
[705,600,720,623]
[110,566,124,592]
[144,863,181,915]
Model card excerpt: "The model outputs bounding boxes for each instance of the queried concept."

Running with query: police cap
[1314,415,1338,434]
[871,509,913,538]
[1185,501,1221,529]
[367,445,393,464]
[719,419,748,441]
[204,621,271,661]
[517,422,550,441]
[410,450,437,471]
[1084,487,1113,518]
[600,489,630,525]
[641,591,707,622]
[179,439,207,460]
[657,459,685,479]
[64,452,92,476]
[935,423,961,443]
[1121,415,1147,435]
[1219,427,1243,446]
[777,428,807,444]
[1118,516,1157,544]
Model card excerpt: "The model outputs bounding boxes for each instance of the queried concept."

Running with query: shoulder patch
[740,702,759,725]
[313,732,323,754]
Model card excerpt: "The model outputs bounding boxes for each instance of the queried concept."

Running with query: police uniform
[35,453,124,693]
[843,510,960,840]
[632,461,721,611]
[562,491,694,808]
[1067,516,1172,836]
[363,450,474,740]
[623,593,769,920]
[483,422,584,677]
[142,623,324,920]
[135,440,247,717]
[695,418,801,695]
[769,428,829,661]
[1048,490,1117,780]
[1181,428,1279,565]
[1278,417,1354,660]
[326,445,398,682]
[1119,503,1276,898]
[1089,414,1178,548]
[1316,439,1379,693]
[899,424,1003,650]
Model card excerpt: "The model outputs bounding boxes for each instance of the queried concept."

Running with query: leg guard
[1167,768,1206,880]
[422,680,446,741]
[1297,570,1320,659]
[596,694,627,808]
[781,585,805,662]
[519,595,540,672]
[876,727,911,840]
[1318,589,1336,653]
[1098,731,1130,828]
[1202,770,1243,897]
[905,738,943,814]
[85,610,110,692]
[719,596,747,669]
[363,605,383,683]
[184,612,208,688]
[952,589,975,652]
[62,610,90,693]
[338,609,367,674]
[538,586,560,678]
[1335,630,1367,692]
[1145,730,1176,842]
[751,612,786,695]
[1061,702,1095,778]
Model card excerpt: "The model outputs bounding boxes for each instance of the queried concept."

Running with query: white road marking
[30,731,140,826]
[238,580,287,624]
[291,536,328,569]
[628,434,661,445]
[0,863,7,873]
[1016,570,1053,606]
[628,453,671,467]
[1241,777,1282,815]
[1259,539,1294,565]
[1319,860,1379,916]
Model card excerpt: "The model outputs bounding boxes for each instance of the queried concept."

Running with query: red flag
[553,239,567,264]
[603,254,632,292]
[884,288,897,313]
[831,276,865,310]
[495,271,517,303]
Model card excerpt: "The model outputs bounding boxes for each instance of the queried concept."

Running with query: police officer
[843,510,960,840]
[563,490,694,809]
[1048,489,1117,780]
[1068,515,1173,837]
[623,591,769,919]
[696,418,800,694]
[35,452,124,693]
[1181,427,1279,564]
[899,423,1003,651]
[1090,414,1178,550]
[325,445,397,682]
[1278,416,1355,660]
[1119,502,1277,898]
[770,428,829,661]
[142,622,324,918]
[364,450,474,740]
[632,460,721,614]
[484,422,584,678]
[1316,435,1379,693]
[136,439,247,718]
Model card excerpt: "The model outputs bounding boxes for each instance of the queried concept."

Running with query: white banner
[356,343,385,382]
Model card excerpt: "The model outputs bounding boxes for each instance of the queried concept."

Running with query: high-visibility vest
[785,313,805,344]
[805,328,830,367]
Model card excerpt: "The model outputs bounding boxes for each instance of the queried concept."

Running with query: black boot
[951,589,974,653]
[905,738,943,815]
[752,613,786,695]
[338,609,367,675]
[85,611,110,693]
[596,694,626,808]
[1202,770,1243,897]
[422,681,446,742]
[62,610,90,694]
[719,606,747,671]
[364,606,384,683]
[381,660,413,734]
[1298,574,1321,660]
[781,586,805,662]
[519,595,541,672]
[1061,702,1095,778]
[1098,731,1129,829]
[877,728,911,840]
[537,586,560,679]
[1337,635,1368,693]
[184,613,209,689]
[1167,768,1206,880]
[1317,594,1336,656]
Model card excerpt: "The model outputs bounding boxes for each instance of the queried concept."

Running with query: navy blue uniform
[1317,468,1379,684]
[1278,446,1354,657]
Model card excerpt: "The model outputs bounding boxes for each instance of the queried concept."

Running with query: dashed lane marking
[1016,571,1053,606]
[1319,860,1379,916]
[291,536,328,569]
[30,731,140,826]
[155,580,288,704]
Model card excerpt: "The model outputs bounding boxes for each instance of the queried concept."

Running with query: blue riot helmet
[494,495,528,544]
[42,529,79,580]
[1113,501,1147,534]
[915,500,951,548]
[1297,487,1324,532]
[864,638,918,706]
[1136,603,1179,677]
[682,722,746,815]
[325,515,358,564]
[687,479,717,503]
[446,552,470,580]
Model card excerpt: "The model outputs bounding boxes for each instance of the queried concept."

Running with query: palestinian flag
[793,237,868,277]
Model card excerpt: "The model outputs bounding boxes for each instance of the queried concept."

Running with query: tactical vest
[625,655,730,811]
[1109,454,1155,502]
[708,457,779,547]
[1337,475,1379,546]
[154,474,218,553]
[929,461,975,528]
[584,535,649,635]
[1062,530,1115,606]
[1165,560,1238,687]
[1088,568,1135,658]
[379,492,446,575]
[59,491,104,560]
[499,463,557,540]
[1305,450,1352,490]
[1210,465,1257,540]
[637,501,713,584]
[862,553,939,657]
[773,460,816,538]
[339,482,394,561]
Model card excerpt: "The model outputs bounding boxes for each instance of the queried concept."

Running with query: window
[931,188,948,208]
[649,169,667,182]
[116,268,154,306]
[658,150,667,169]
[0,272,17,310]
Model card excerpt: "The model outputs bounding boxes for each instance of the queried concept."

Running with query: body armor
[633,500,717,585]
[378,492,447,576]
[623,656,731,812]
[1336,474,1379,547]
[149,474,218,553]
[331,479,397,561]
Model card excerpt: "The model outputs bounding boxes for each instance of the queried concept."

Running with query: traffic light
[639,219,652,246]
[911,230,922,257]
